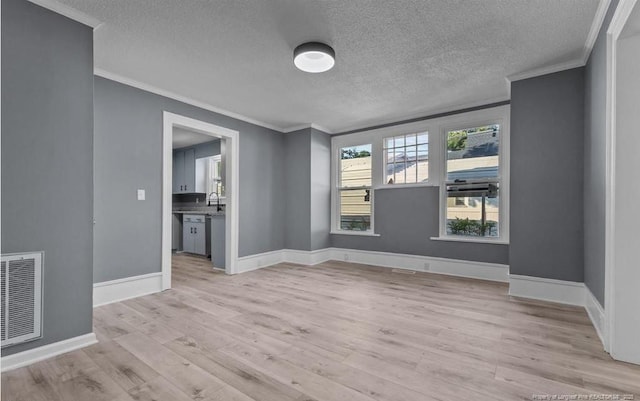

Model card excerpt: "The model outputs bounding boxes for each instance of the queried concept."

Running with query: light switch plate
[137,189,145,200]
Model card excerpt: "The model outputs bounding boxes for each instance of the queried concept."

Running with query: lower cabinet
[182,214,207,255]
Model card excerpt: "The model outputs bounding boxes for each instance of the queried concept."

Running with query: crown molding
[507,0,612,83]
[28,0,103,28]
[335,96,510,135]
[94,69,286,133]
[282,124,313,133]
[282,123,335,134]
[506,58,585,83]
[310,123,334,134]
[583,0,613,63]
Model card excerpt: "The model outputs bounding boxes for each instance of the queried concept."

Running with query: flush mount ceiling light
[293,42,335,73]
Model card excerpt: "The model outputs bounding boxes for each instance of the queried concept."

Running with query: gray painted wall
[189,139,221,159]
[283,127,332,251]
[584,0,619,306]
[284,129,312,251]
[331,187,509,264]
[510,68,585,281]
[310,128,332,251]
[1,0,94,355]
[94,77,285,282]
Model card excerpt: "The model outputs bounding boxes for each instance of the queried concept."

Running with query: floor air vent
[391,268,416,274]
[1,252,43,348]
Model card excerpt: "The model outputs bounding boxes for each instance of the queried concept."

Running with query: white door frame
[604,0,638,355]
[162,111,240,289]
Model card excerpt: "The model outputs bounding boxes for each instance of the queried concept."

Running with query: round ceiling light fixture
[293,42,335,73]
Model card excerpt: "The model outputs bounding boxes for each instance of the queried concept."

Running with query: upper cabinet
[173,140,222,195]
[173,148,197,194]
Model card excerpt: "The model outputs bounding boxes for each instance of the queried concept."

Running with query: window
[444,125,501,238]
[206,155,223,197]
[338,144,372,231]
[330,105,508,240]
[383,132,429,184]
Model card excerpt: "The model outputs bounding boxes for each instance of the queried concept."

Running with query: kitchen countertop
[173,209,225,216]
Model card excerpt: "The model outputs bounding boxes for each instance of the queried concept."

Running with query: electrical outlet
[423,262,430,271]
[344,254,349,261]
[137,189,145,201]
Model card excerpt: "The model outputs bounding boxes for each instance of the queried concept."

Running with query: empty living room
[2,0,640,399]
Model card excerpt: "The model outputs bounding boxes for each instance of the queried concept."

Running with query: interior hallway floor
[2,253,640,400]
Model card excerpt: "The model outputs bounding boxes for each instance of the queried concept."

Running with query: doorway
[161,112,239,289]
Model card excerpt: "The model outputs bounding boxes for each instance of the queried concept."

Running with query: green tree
[447,130,467,151]
[342,149,371,159]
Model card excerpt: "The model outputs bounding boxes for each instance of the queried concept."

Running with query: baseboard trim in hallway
[1,332,97,373]
[94,272,163,307]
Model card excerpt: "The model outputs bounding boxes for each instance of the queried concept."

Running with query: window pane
[394,162,407,183]
[385,138,394,149]
[417,132,428,145]
[394,135,405,148]
[405,149,417,183]
[446,191,499,237]
[339,188,371,231]
[340,144,372,188]
[446,125,499,181]
[385,163,395,184]
[382,132,429,184]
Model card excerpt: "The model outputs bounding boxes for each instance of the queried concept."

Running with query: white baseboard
[93,272,163,307]
[330,248,509,282]
[585,286,606,348]
[235,247,508,282]
[283,248,333,266]
[236,250,286,274]
[509,274,586,306]
[1,332,97,372]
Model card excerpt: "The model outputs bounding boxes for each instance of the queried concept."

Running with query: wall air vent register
[1,252,43,348]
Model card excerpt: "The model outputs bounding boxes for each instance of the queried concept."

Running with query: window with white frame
[444,124,502,238]
[338,144,372,231]
[330,105,509,241]
[383,132,429,185]
[206,155,223,197]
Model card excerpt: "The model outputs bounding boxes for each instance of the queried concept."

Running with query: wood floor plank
[219,340,379,401]
[3,253,640,401]
[115,332,226,400]
[82,339,160,391]
[127,376,199,401]
[98,302,185,344]
[166,336,303,401]
[53,367,135,401]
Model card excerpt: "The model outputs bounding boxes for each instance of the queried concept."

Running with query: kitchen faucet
[208,179,223,212]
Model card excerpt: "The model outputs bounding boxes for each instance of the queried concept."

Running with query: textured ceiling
[59,0,599,133]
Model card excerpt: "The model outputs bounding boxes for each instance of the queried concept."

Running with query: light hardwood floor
[3,254,640,400]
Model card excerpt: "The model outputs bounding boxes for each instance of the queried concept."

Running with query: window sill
[331,230,381,237]
[375,182,438,190]
[430,236,508,245]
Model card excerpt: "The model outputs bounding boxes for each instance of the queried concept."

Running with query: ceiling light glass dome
[293,42,335,73]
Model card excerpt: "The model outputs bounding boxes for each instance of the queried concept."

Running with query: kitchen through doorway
[161,112,239,289]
